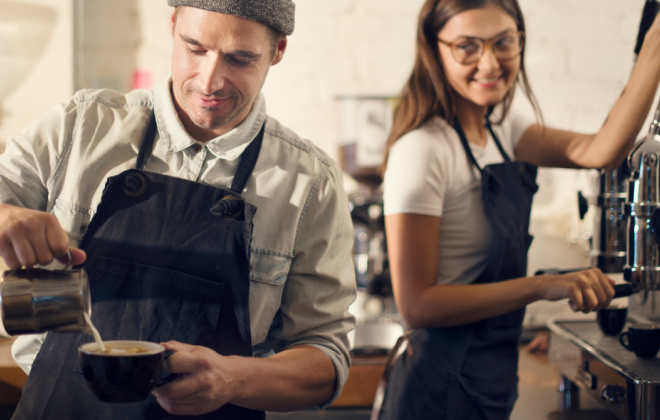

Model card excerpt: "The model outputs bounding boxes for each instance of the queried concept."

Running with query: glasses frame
[437,31,525,65]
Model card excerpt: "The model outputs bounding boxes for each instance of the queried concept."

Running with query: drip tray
[549,319,660,383]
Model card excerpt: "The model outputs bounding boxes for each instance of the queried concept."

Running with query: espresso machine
[547,3,660,419]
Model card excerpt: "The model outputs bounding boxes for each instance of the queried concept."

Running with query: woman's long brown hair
[380,0,542,176]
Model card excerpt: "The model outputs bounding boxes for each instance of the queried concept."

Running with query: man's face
[170,7,286,141]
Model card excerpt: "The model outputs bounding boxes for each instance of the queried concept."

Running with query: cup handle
[157,350,182,387]
[619,332,633,351]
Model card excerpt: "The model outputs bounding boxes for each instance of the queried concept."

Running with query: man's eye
[229,57,251,67]
[187,48,206,56]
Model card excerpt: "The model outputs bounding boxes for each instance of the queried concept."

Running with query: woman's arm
[515,13,660,170]
[387,213,615,329]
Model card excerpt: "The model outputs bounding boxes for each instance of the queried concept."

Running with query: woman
[379,1,660,419]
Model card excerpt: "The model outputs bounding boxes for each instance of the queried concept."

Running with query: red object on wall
[132,70,153,90]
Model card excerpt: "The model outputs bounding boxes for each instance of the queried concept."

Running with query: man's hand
[152,341,242,416]
[0,204,86,269]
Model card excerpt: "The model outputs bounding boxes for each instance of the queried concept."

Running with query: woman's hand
[535,268,615,313]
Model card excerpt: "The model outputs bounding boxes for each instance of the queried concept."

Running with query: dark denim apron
[13,114,266,420]
[378,120,538,420]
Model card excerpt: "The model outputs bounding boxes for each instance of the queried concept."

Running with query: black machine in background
[350,192,391,297]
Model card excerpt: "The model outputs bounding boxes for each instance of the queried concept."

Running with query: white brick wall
[0,0,73,148]
[2,0,659,272]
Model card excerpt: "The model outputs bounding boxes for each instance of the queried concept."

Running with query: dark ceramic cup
[619,324,660,358]
[78,340,177,403]
[597,304,628,336]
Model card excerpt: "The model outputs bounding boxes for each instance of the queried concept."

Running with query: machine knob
[577,191,588,220]
[601,384,626,405]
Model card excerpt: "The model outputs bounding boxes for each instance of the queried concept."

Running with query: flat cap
[168,0,295,35]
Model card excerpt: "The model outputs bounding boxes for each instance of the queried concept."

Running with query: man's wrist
[224,355,251,405]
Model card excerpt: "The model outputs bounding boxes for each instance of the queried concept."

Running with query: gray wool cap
[168,0,295,35]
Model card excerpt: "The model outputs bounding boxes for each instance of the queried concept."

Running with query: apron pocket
[447,372,516,420]
[74,256,224,373]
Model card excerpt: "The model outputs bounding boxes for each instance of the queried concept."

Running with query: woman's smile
[472,75,503,88]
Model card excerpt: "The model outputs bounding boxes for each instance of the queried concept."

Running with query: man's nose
[198,54,226,95]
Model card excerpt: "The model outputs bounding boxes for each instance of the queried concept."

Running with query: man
[0,1,356,418]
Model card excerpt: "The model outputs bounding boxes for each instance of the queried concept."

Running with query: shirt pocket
[249,248,292,345]
[49,198,95,242]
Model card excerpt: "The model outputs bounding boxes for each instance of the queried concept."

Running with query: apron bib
[378,120,538,420]
[14,114,266,420]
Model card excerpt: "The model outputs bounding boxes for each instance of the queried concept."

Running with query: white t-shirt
[383,113,534,285]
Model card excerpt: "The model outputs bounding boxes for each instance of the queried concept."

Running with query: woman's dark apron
[377,120,538,420]
[13,114,265,420]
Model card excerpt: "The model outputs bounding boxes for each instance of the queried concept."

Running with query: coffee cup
[78,340,178,403]
[597,304,628,336]
[618,324,660,358]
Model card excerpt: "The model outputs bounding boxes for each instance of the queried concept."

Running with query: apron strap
[134,112,266,194]
[370,331,412,420]
[135,113,158,170]
[231,123,266,194]
[453,118,511,174]
[486,122,512,163]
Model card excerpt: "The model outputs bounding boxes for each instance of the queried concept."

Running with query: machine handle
[534,268,590,276]
[613,284,635,298]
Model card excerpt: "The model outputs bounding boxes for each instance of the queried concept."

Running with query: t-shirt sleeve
[383,128,448,217]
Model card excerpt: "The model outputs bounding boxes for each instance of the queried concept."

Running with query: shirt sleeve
[266,162,357,409]
[0,98,78,373]
[383,128,448,217]
[0,98,78,211]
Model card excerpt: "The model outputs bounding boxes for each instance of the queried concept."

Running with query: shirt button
[191,144,203,153]
[80,223,88,234]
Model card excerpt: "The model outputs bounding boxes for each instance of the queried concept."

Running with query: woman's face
[437,4,520,109]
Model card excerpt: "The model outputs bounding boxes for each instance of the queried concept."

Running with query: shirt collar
[153,76,267,161]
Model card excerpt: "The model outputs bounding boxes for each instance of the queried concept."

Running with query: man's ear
[271,37,288,66]
[169,9,176,38]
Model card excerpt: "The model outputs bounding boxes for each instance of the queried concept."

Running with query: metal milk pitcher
[0,252,91,335]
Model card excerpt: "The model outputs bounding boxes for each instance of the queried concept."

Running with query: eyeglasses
[437,31,525,65]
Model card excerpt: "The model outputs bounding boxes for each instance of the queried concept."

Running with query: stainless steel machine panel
[549,319,660,420]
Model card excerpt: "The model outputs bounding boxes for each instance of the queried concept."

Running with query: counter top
[0,333,620,419]
[512,339,617,420]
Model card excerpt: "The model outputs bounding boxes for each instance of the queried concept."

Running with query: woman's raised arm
[514,12,660,170]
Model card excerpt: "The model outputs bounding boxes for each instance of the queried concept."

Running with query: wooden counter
[0,338,27,406]
[331,355,387,408]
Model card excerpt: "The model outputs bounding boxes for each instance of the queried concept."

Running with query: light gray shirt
[0,77,357,407]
